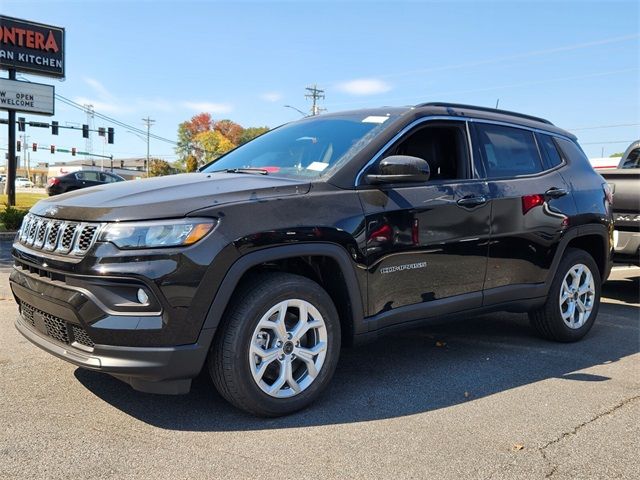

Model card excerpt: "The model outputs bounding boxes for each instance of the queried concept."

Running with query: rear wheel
[529,248,601,342]
[209,272,341,416]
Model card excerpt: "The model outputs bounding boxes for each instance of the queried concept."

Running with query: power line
[581,140,636,145]
[568,123,640,131]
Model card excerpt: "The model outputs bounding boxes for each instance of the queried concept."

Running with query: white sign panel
[0,78,54,115]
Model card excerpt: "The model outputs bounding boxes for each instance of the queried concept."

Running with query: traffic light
[32,143,37,152]
[51,121,59,135]
[16,140,21,152]
[18,117,26,132]
[98,127,105,137]
[82,124,89,138]
[71,147,76,156]
[50,145,55,154]
[107,127,114,144]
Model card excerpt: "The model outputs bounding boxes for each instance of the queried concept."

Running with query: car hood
[30,172,311,222]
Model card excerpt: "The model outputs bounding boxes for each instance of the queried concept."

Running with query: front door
[357,120,490,327]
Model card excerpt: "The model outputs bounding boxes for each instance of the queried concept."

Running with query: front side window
[384,121,469,181]
[475,123,543,178]
[202,114,399,179]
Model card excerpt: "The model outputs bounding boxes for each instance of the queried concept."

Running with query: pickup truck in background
[601,140,640,265]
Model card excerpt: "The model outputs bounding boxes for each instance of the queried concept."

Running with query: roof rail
[416,102,554,125]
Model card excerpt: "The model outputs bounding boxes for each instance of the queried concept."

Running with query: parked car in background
[15,177,34,188]
[600,140,640,265]
[46,170,125,196]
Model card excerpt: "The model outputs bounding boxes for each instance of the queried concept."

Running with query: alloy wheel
[249,299,328,398]
[559,263,596,329]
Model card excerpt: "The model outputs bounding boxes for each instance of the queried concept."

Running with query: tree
[609,152,624,158]
[194,130,235,165]
[149,158,172,177]
[185,155,198,172]
[239,126,269,145]
[176,113,214,164]
[214,120,244,145]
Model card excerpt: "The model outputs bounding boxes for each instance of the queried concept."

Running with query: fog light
[137,288,149,304]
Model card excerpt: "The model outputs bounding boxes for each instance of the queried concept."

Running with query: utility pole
[142,117,155,177]
[21,133,30,178]
[84,104,94,161]
[305,85,325,116]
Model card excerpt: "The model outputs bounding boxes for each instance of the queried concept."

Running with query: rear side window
[475,123,543,178]
[554,137,591,167]
[537,133,563,168]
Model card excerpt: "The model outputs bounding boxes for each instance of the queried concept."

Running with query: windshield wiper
[223,168,269,175]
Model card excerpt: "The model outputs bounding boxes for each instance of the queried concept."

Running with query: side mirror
[365,155,430,184]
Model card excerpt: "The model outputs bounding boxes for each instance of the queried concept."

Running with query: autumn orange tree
[176,113,269,170]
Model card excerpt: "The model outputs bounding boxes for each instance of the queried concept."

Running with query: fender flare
[201,243,366,334]
[544,223,611,292]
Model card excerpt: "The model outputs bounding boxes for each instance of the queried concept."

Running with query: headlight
[100,218,216,249]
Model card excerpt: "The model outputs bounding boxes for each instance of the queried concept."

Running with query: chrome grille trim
[17,214,102,257]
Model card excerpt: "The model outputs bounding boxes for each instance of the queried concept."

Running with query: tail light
[47,177,60,186]
[522,194,545,215]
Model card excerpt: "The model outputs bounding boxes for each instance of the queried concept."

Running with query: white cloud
[336,78,392,96]
[260,92,283,102]
[182,101,233,114]
[84,77,112,99]
[73,96,133,114]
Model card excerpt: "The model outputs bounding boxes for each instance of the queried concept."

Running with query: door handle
[545,187,568,199]
[457,195,487,207]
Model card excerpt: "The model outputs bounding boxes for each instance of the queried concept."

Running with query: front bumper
[10,263,215,394]
[613,229,640,265]
[15,312,214,394]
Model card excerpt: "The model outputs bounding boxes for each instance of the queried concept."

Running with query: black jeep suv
[10,103,613,416]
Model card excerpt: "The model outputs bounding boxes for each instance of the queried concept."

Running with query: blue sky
[1,0,639,164]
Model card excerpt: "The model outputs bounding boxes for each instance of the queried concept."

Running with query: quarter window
[537,133,563,168]
[475,124,543,178]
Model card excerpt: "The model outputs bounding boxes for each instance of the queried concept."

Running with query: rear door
[358,119,491,326]
[471,122,576,302]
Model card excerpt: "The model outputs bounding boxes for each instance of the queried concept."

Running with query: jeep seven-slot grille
[20,301,95,348]
[18,214,101,256]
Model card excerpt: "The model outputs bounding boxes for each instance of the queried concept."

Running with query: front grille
[17,214,102,257]
[20,301,69,344]
[20,301,94,349]
[71,325,95,348]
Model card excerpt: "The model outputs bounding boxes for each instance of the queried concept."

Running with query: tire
[209,272,341,417]
[529,248,601,342]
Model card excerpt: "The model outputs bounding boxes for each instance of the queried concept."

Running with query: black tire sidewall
[214,273,341,416]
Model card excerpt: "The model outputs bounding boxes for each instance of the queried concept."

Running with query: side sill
[353,296,546,347]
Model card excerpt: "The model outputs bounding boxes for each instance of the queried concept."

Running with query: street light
[283,105,307,117]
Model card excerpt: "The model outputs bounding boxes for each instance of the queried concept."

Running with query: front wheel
[209,272,341,416]
[529,248,602,342]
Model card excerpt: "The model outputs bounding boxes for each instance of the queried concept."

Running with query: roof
[315,102,576,140]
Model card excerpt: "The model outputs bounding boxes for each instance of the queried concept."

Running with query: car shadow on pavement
[602,274,640,304]
[74,301,639,431]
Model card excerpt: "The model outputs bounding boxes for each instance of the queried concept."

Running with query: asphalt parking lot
[0,242,637,479]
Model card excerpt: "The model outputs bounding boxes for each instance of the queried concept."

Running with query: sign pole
[6,68,17,206]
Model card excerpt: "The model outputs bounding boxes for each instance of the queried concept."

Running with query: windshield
[202,114,397,178]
